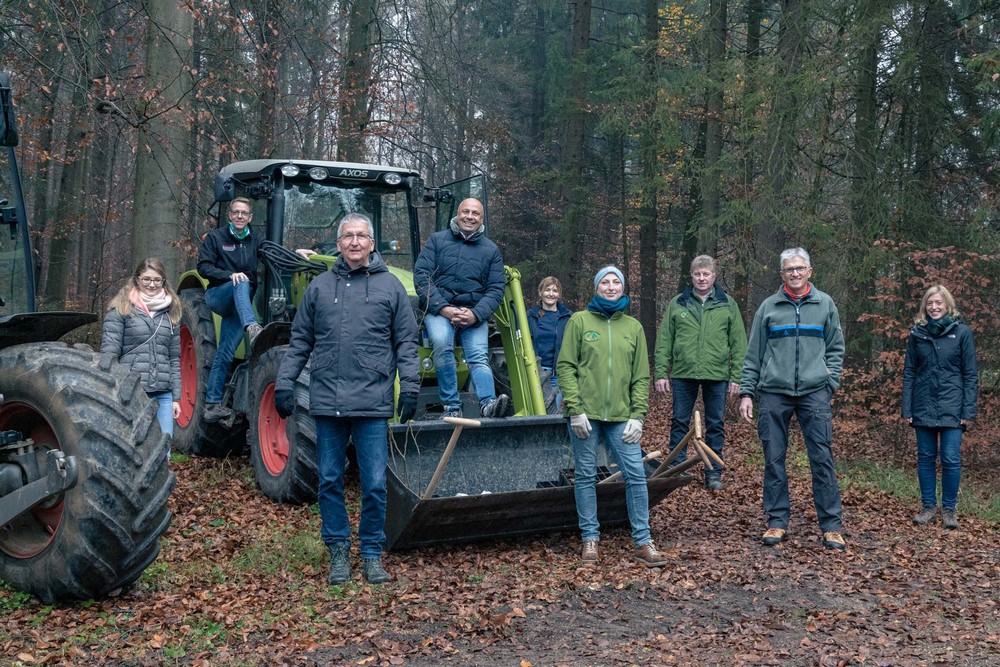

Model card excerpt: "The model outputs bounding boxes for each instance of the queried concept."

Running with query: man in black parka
[274,213,420,585]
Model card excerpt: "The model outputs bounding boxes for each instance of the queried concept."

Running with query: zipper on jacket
[605,317,613,421]
[793,302,801,393]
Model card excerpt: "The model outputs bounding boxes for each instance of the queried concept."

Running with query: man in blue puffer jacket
[413,197,511,419]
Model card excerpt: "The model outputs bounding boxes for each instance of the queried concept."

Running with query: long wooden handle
[692,439,714,470]
[699,442,725,468]
[653,455,702,478]
[694,410,702,440]
[598,450,663,485]
[422,418,482,499]
[648,429,694,477]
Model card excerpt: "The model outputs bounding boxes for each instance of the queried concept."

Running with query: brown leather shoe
[762,527,787,546]
[822,531,846,551]
[581,540,599,564]
[634,541,668,568]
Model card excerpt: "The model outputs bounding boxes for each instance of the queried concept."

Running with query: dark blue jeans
[204,282,257,403]
[757,388,843,533]
[914,426,962,510]
[668,379,727,476]
[314,416,388,558]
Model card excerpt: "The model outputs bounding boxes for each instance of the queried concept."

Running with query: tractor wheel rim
[178,324,196,427]
[0,402,64,558]
[258,382,289,476]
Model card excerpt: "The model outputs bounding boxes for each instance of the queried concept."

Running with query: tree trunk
[700,0,727,254]
[749,0,805,307]
[336,0,378,162]
[132,0,194,281]
[556,0,592,298]
[638,0,661,359]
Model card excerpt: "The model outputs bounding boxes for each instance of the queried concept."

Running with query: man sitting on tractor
[198,197,264,422]
[413,197,512,419]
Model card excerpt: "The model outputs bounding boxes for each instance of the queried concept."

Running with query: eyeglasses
[338,233,372,244]
[230,210,251,218]
[781,266,809,275]
[139,277,164,286]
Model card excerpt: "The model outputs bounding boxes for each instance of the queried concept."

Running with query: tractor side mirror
[0,73,18,148]
[214,172,235,203]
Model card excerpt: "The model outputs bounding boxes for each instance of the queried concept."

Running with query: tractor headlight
[420,357,433,371]
[383,172,402,185]
[280,164,300,177]
[308,167,328,181]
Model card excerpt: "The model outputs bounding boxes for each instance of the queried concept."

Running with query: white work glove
[622,418,644,444]
[570,413,592,439]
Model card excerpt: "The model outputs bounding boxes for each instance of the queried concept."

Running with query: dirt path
[2,408,998,666]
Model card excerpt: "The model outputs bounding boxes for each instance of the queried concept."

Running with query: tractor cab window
[0,151,30,315]
[282,182,414,272]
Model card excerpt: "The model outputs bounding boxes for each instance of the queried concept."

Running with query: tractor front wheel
[174,288,247,456]
[247,346,318,504]
[0,343,174,602]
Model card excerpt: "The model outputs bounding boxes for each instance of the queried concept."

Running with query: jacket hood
[333,250,388,276]
[449,217,485,242]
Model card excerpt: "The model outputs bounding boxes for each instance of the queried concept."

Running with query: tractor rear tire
[0,342,174,602]
[174,288,247,457]
[247,346,318,505]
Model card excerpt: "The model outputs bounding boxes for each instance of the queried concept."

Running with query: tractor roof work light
[383,172,402,185]
[280,164,300,178]
[308,167,328,181]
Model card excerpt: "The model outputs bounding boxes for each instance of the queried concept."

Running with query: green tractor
[174,159,557,495]
[0,73,174,601]
[175,159,691,549]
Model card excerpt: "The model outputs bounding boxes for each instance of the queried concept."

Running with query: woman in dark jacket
[526,276,572,405]
[102,258,183,447]
[901,284,978,530]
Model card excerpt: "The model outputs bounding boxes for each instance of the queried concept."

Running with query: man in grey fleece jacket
[739,247,847,552]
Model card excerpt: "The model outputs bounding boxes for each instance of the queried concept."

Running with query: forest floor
[2,397,1000,666]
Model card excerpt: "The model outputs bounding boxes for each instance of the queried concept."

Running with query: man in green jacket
[654,255,747,490]
[739,247,847,551]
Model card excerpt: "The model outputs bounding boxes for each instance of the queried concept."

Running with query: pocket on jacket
[312,351,335,371]
[356,349,391,377]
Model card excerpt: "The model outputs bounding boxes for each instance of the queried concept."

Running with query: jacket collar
[449,217,485,242]
[333,251,388,277]
[679,283,726,306]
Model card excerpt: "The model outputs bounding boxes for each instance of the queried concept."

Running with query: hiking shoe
[912,506,938,526]
[634,541,668,568]
[245,323,263,344]
[480,394,511,418]
[362,557,391,584]
[822,531,846,551]
[203,403,232,423]
[762,527,787,546]
[440,408,463,420]
[580,540,599,564]
[705,476,725,491]
[942,508,959,530]
[327,543,351,584]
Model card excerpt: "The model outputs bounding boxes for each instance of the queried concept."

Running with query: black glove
[275,389,296,419]
[397,392,419,424]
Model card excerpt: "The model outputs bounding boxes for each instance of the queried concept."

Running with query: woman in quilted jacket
[902,284,978,530]
[101,258,183,446]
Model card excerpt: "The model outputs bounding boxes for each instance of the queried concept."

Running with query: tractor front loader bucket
[384,416,692,550]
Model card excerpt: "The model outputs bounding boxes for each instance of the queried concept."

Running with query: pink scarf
[129,287,171,316]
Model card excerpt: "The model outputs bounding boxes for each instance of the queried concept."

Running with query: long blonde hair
[108,258,183,325]
[915,284,959,325]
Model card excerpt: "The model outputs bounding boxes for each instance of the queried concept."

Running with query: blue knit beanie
[593,266,625,291]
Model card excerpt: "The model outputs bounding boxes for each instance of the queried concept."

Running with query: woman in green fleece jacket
[557,266,666,569]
